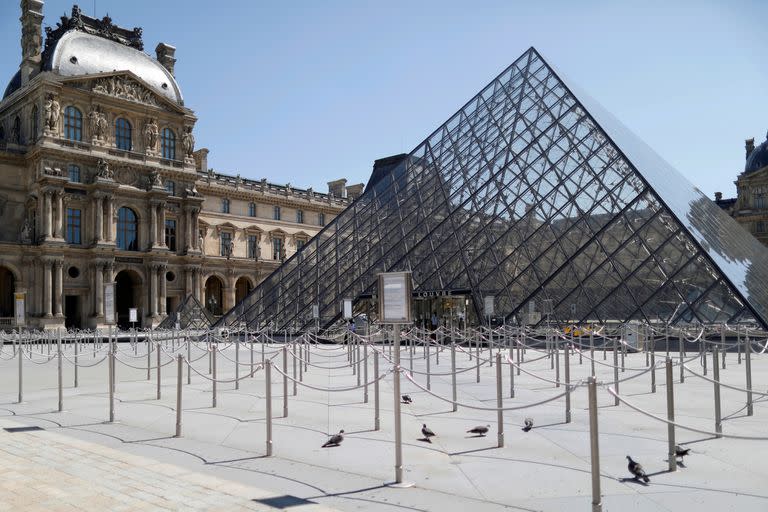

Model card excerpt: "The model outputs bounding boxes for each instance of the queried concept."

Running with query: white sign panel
[104,283,115,324]
[378,272,412,324]
[312,304,319,319]
[14,293,25,327]
[483,296,495,317]
[128,307,138,323]
[342,298,353,320]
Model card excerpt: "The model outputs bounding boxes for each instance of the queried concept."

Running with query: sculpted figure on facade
[143,118,158,152]
[181,126,194,157]
[149,170,163,188]
[44,94,60,131]
[92,76,157,106]
[96,158,113,180]
[88,105,108,141]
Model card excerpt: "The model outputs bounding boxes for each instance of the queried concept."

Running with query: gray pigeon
[421,424,436,442]
[467,424,490,436]
[322,429,345,448]
[626,455,650,482]
[675,445,691,460]
[402,394,413,404]
[522,417,534,432]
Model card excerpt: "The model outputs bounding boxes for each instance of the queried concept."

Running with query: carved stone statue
[149,170,163,188]
[279,245,286,261]
[181,126,195,157]
[44,94,60,131]
[199,235,205,255]
[96,158,113,180]
[88,106,108,141]
[185,183,199,197]
[20,217,32,244]
[143,118,158,152]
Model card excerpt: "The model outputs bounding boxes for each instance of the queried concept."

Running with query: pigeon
[522,417,534,432]
[626,455,650,483]
[421,424,436,442]
[467,424,490,436]
[402,394,413,404]
[675,445,691,460]
[322,429,345,448]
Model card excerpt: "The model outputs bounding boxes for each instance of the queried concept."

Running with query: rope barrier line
[185,359,264,383]
[606,387,768,441]
[682,364,768,397]
[270,362,392,392]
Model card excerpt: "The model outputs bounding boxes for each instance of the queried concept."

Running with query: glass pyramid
[216,47,768,330]
[159,295,215,330]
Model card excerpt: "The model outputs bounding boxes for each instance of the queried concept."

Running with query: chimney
[346,183,364,200]
[746,138,755,160]
[714,192,723,201]
[193,147,208,171]
[327,178,347,198]
[19,0,44,86]
[155,43,176,76]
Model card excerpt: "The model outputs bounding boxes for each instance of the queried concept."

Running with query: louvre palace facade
[0,2,358,330]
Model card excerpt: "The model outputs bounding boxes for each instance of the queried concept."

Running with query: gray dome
[745,134,768,174]
[47,30,182,104]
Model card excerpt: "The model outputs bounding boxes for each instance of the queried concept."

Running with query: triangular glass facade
[217,48,768,330]
[159,295,215,330]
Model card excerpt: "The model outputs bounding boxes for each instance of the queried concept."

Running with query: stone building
[0,2,360,330]
[714,133,768,247]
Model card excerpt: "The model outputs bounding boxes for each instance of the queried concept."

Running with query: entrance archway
[205,275,224,316]
[115,269,141,329]
[235,276,253,305]
[0,266,15,319]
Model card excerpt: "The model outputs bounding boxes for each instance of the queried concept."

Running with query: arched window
[114,118,132,151]
[64,106,82,141]
[161,128,176,159]
[116,207,139,251]
[30,106,38,142]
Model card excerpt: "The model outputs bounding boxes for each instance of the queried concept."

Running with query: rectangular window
[165,219,177,251]
[66,208,81,244]
[273,205,281,221]
[296,209,304,224]
[272,237,283,260]
[222,198,230,214]
[220,231,232,256]
[318,212,325,226]
[247,235,259,258]
[165,180,175,196]
[248,202,256,217]
[756,221,766,233]
[68,165,81,183]
[296,239,306,251]
[755,194,766,209]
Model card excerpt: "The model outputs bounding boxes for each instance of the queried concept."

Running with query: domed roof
[745,133,768,174]
[46,30,182,104]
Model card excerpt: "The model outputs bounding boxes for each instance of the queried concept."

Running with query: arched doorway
[115,269,141,329]
[205,276,224,316]
[0,266,15,320]
[235,276,253,305]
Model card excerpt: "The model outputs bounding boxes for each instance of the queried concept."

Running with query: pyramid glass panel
[217,48,768,330]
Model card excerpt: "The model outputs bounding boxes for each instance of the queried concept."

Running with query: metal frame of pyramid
[216,47,768,331]
[159,294,215,330]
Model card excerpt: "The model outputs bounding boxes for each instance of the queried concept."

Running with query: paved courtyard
[0,332,767,511]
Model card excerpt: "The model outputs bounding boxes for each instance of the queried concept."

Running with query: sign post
[104,283,115,324]
[14,292,25,328]
[129,307,138,330]
[378,272,413,487]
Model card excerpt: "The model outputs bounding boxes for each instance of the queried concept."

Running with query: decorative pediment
[269,228,287,239]
[61,72,186,113]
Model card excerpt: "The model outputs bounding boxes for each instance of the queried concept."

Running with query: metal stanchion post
[426,342,431,391]
[651,341,656,393]
[374,350,380,430]
[713,348,722,437]
[451,343,457,412]
[356,342,361,388]
[108,349,115,423]
[587,376,602,512]
[666,358,676,472]
[299,342,304,382]
[391,325,411,486]
[147,337,152,381]
[509,340,514,399]
[745,333,753,416]
[251,331,255,378]
[212,344,218,408]
[738,327,742,364]
[57,331,63,412]
[476,339,480,383]
[283,345,288,418]
[156,342,161,400]
[564,341,571,423]
[74,333,79,388]
[590,331,595,376]
[175,355,183,437]
[702,341,707,376]
[555,339,560,388]
[187,336,191,385]
[265,359,273,456]
[613,338,619,406]
[721,325,726,369]
[17,329,22,404]
[363,342,368,403]
[679,331,684,383]
[235,336,240,391]
[292,343,297,396]
[496,353,504,448]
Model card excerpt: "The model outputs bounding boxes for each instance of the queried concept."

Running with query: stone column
[196,269,203,302]
[54,191,64,238]
[149,202,157,248]
[148,264,158,317]
[94,262,104,317]
[185,267,194,298]
[54,259,63,317]
[42,258,52,317]
[185,207,193,251]
[159,264,167,315]
[94,196,103,244]
[44,190,53,238]
[191,209,199,250]
[157,203,166,247]
[103,196,113,242]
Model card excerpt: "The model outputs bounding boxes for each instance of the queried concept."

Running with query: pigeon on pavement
[626,455,650,482]
[467,425,490,436]
[675,445,691,460]
[402,394,413,404]
[322,429,345,448]
[522,418,534,432]
[421,424,436,442]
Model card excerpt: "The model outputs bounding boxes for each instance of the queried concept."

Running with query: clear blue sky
[1,0,766,198]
